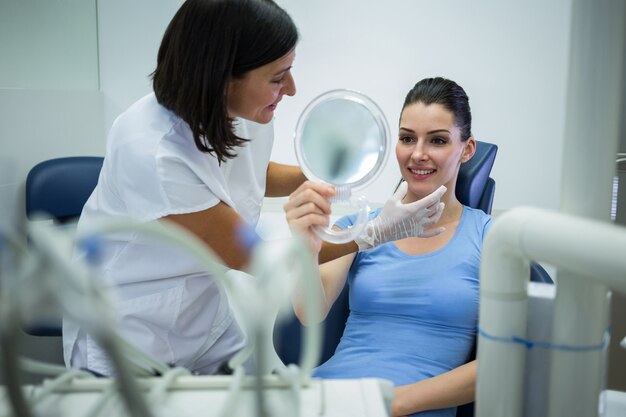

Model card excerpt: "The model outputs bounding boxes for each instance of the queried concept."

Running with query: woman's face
[396,102,475,203]
[227,49,296,124]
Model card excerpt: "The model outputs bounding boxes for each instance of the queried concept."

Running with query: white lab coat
[63,93,274,375]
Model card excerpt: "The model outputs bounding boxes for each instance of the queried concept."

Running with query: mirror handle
[313,194,370,244]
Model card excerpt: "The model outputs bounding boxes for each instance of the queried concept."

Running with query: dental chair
[24,156,104,336]
[273,140,552,417]
[26,156,104,225]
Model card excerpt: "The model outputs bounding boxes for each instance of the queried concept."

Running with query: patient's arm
[319,240,359,264]
[293,251,355,325]
[284,182,356,323]
[391,360,476,416]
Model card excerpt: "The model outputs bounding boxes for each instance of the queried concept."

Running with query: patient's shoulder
[461,206,492,241]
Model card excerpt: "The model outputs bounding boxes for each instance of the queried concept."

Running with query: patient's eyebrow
[399,127,451,135]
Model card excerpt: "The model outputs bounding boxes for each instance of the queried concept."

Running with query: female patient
[286,77,491,416]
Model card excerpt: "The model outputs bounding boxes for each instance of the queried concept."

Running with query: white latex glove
[354,182,446,251]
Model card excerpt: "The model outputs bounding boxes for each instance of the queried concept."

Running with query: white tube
[248,234,322,379]
[548,276,610,417]
[476,208,532,417]
[476,206,626,417]
[82,218,323,381]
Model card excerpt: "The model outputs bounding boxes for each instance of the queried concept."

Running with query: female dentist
[64,0,445,376]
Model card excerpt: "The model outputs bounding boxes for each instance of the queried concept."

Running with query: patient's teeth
[411,169,433,175]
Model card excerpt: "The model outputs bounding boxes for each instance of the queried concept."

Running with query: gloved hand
[354,182,446,251]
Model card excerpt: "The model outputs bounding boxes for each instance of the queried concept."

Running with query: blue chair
[273,140,551,417]
[455,141,497,214]
[24,156,104,336]
[26,156,104,224]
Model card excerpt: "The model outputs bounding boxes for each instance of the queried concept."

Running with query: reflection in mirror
[296,90,390,191]
[294,90,390,243]
[300,99,380,185]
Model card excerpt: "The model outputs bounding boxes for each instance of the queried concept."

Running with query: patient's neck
[437,198,464,226]
[395,198,464,256]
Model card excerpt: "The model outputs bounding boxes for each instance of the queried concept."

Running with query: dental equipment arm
[290,258,323,325]
[391,360,476,417]
[82,218,324,382]
[0,222,156,417]
[293,252,355,325]
[2,211,326,417]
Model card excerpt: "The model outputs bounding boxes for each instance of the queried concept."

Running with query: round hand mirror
[294,89,391,243]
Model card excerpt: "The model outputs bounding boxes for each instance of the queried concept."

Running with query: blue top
[313,206,491,416]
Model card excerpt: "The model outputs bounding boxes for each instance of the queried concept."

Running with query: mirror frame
[294,89,391,191]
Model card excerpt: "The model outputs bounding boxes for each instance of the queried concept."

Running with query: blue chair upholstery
[456,141,498,213]
[477,178,495,215]
[26,156,104,224]
[24,156,104,336]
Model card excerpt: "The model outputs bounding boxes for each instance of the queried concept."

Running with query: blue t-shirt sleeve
[333,213,356,229]
[333,208,382,230]
[481,212,492,242]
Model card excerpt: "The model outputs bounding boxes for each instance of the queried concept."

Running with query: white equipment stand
[0,376,393,417]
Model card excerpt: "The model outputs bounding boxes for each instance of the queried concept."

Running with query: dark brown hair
[402,77,472,141]
[152,0,298,162]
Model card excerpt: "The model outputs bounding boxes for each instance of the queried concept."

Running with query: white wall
[0,0,103,230]
[272,0,571,209]
[96,0,572,211]
[0,0,99,90]
[96,0,184,130]
[0,0,573,222]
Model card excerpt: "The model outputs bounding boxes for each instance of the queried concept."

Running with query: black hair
[152,0,298,162]
[402,77,472,141]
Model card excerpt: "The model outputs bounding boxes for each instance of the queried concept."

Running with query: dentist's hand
[283,181,335,254]
[354,182,446,251]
